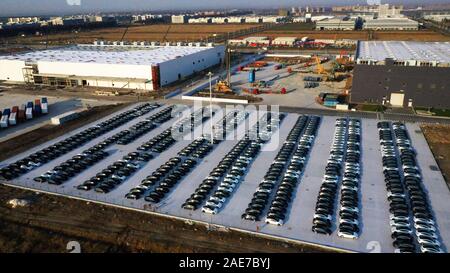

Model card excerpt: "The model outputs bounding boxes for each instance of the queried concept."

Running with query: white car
[414,218,435,225]
[256,188,271,194]
[414,223,436,232]
[337,230,358,239]
[210,196,226,203]
[265,217,284,226]
[339,218,359,225]
[202,206,218,214]
[20,164,34,171]
[390,215,410,222]
[420,245,443,253]
[206,200,223,208]
[42,170,57,178]
[387,192,405,199]
[314,213,332,221]
[232,166,246,172]
[28,161,42,167]
[389,220,410,228]
[217,186,233,193]
[112,174,126,181]
[418,238,440,246]
[391,227,413,234]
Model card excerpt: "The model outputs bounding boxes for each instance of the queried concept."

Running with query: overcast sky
[0,0,445,17]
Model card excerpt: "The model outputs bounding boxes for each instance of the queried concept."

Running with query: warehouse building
[316,17,357,30]
[351,41,450,108]
[0,44,225,91]
[363,18,419,30]
[171,15,188,24]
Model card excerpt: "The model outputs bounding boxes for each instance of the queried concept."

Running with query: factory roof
[1,45,215,66]
[364,18,419,25]
[357,41,450,64]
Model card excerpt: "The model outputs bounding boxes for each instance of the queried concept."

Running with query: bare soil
[244,30,450,42]
[11,24,261,45]
[421,124,450,187]
[0,184,334,253]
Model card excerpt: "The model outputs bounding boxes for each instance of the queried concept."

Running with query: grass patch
[415,107,450,117]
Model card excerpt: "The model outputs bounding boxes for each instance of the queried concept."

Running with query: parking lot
[0,102,449,253]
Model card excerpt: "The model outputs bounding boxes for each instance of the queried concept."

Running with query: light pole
[207,71,214,144]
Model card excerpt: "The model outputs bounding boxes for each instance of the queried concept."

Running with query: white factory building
[0,44,225,91]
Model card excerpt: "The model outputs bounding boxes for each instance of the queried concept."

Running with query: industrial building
[316,18,357,30]
[351,41,450,108]
[0,44,225,91]
[363,18,419,30]
[171,15,188,24]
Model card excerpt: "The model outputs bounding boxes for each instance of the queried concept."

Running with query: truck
[8,112,17,125]
[34,104,42,116]
[26,107,33,120]
[1,109,10,128]
[41,102,48,114]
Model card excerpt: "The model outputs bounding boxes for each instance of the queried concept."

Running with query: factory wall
[86,79,152,90]
[37,61,152,80]
[351,64,450,108]
[0,60,27,82]
[158,45,225,86]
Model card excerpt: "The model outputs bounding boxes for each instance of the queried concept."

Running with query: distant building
[171,15,188,24]
[278,9,290,17]
[363,18,419,30]
[351,41,450,108]
[316,18,357,30]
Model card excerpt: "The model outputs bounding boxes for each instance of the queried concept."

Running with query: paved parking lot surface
[2,104,449,253]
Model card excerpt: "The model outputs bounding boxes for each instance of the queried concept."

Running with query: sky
[0,0,446,17]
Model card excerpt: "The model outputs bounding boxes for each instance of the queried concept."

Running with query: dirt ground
[245,30,450,42]
[0,103,131,162]
[0,184,334,253]
[11,24,261,45]
[421,124,450,187]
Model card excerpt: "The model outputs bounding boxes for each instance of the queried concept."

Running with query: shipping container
[41,102,48,114]
[41,97,48,104]
[8,112,17,125]
[26,107,33,120]
[0,116,8,128]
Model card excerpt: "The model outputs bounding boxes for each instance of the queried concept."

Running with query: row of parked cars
[181,111,252,211]
[125,109,224,201]
[392,122,442,253]
[34,150,109,185]
[116,120,157,145]
[136,107,206,154]
[212,110,249,144]
[312,118,348,235]
[200,113,280,215]
[137,157,197,202]
[379,121,416,252]
[264,116,321,226]
[242,115,309,222]
[0,103,158,181]
[337,119,361,239]
[178,137,213,158]
[76,151,153,193]
[171,107,211,138]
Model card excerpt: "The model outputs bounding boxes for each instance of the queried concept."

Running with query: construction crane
[314,56,326,75]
